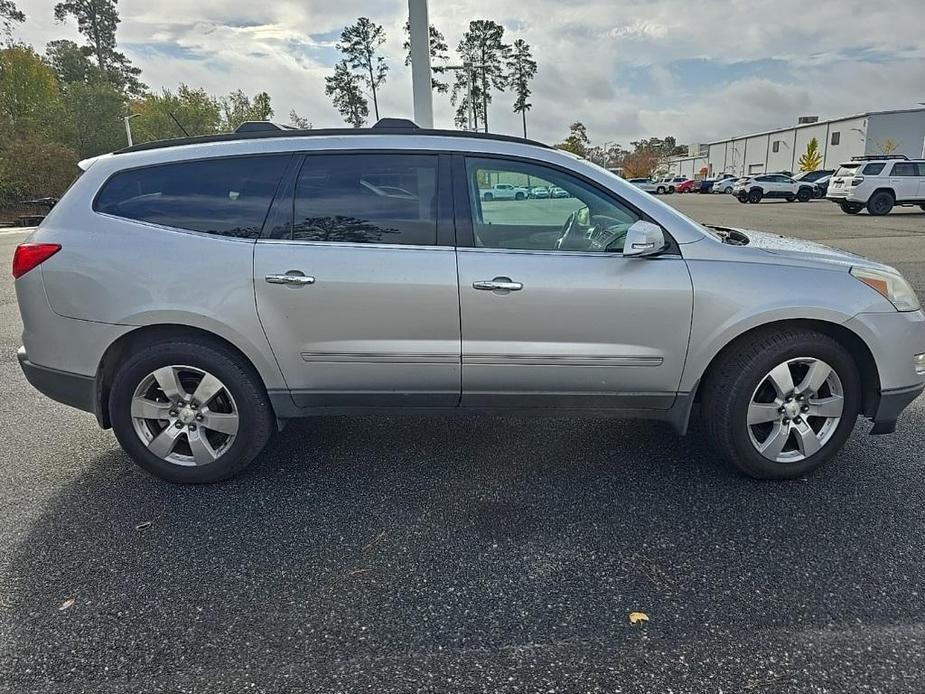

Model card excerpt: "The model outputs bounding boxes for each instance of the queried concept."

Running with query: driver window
[465,157,640,252]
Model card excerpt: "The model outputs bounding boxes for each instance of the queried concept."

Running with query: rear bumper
[870,383,925,434]
[18,347,101,421]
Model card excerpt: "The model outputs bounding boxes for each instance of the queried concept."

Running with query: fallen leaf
[59,597,75,611]
[135,521,153,531]
[629,611,649,625]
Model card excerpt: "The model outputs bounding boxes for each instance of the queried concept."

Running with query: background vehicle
[792,169,835,199]
[813,174,832,198]
[481,183,528,201]
[529,186,549,199]
[628,178,658,193]
[734,174,816,203]
[14,120,925,484]
[827,156,925,216]
[549,186,570,198]
[675,179,698,194]
[712,175,738,194]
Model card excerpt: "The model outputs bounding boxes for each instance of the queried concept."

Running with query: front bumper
[18,347,100,421]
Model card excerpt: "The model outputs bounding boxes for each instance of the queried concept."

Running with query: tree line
[553,122,688,177]
[326,17,537,136]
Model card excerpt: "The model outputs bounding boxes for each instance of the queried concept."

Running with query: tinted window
[892,162,919,176]
[94,155,289,238]
[862,163,885,175]
[291,154,437,245]
[465,157,640,253]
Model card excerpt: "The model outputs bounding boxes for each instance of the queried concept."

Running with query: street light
[123,113,141,146]
[407,0,433,128]
[445,63,489,131]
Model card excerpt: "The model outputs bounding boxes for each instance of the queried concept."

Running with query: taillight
[850,176,864,186]
[12,243,61,279]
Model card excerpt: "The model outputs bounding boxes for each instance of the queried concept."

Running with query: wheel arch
[690,318,880,417]
[95,323,282,428]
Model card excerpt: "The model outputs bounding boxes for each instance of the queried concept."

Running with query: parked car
[675,179,699,194]
[734,174,816,203]
[14,119,925,483]
[793,169,834,185]
[481,183,528,201]
[712,175,738,194]
[827,156,925,216]
[813,175,832,199]
[549,186,570,198]
[628,178,658,194]
[530,186,550,199]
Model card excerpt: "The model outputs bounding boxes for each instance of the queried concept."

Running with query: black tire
[656,186,666,195]
[747,189,763,203]
[701,328,861,480]
[724,186,733,194]
[919,204,925,212]
[109,338,274,483]
[515,192,525,200]
[840,202,863,215]
[786,195,796,202]
[796,187,812,202]
[668,186,675,194]
[736,194,748,204]
[483,192,493,201]
[867,190,894,216]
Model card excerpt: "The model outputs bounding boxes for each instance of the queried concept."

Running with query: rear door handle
[473,278,523,292]
[265,273,315,286]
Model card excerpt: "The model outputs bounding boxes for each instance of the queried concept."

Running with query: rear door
[890,161,920,202]
[454,154,693,410]
[254,151,461,408]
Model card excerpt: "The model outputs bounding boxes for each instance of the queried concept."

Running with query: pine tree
[337,17,387,121]
[506,38,536,138]
[325,60,369,128]
[402,20,450,93]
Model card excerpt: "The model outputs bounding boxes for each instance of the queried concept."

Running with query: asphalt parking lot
[2,197,925,694]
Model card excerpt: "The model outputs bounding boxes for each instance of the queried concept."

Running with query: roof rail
[235,121,298,133]
[114,118,550,155]
[850,154,909,161]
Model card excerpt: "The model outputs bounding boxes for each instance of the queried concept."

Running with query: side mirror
[623,220,666,257]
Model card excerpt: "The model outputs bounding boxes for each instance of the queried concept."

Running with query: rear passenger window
[862,163,885,175]
[291,154,438,245]
[94,155,289,238]
[892,162,918,176]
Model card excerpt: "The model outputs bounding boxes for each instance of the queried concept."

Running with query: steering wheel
[555,210,587,250]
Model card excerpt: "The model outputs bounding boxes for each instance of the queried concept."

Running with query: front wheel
[797,187,812,202]
[483,192,493,201]
[724,186,733,194]
[702,328,860,479]
[736,194,748,204]
[109,339,274,483]
[515,192,525,200]
[747,189,763,203]
[656,186,666,195]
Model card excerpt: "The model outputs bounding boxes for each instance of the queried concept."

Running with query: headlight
[851,267,921,312]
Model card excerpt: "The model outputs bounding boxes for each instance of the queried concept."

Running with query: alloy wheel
[130,365,239,466]
[746,357,844,463]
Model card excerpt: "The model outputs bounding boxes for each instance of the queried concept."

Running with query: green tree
[798,137,822,172]
[402,20,449,93]
[555,122,591,157]
[0,45,61,137]
[325,60,368,128]
[131,85,222,142]
[46,39,95,84]
[58,79,126,156]
[53,0,145,96]
[454,20,509,132]
[506,38,536,138]
[337,17,387,121]
[220,89,274,131]
[1,0,25,38]
[0,137,78,207]
[288,109,310,129]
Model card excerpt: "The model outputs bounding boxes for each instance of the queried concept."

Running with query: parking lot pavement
[2,217,925,693]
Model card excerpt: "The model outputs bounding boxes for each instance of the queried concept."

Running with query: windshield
[834,163,860,177]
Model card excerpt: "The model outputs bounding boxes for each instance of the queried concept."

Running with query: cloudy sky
[11,0,925,146]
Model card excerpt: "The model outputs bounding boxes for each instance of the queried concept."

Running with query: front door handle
[473,278,523,292]
[265,273,315,286]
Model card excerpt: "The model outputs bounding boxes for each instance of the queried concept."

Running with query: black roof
[114,118,551,155]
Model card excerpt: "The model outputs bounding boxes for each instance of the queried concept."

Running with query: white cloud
[10,0,925,145]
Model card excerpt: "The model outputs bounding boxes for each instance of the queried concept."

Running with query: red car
[674,178,698,193]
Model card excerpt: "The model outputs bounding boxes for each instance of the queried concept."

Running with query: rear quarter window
[93,155,290,238]
[862,163,885,175]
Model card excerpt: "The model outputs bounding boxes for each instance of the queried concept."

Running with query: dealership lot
[2,197,925,693]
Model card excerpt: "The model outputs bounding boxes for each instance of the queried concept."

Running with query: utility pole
[408,0,434,128]
[123,113,141,146]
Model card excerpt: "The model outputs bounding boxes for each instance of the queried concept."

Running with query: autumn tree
[798,137,822,172]
[453,20,509,132]
[506,39,536,138]
[325,60,368,128]
[337,17,387,121]
[402,20,449,93]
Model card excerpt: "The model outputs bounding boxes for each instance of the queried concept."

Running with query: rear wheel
[702,328,860,479]
[668,186,675,194]
[796,187,812,202]
[483,192,493,201]
[747,189,763,203]
[786,195,796,202]
[110,339,274,483]
[515,192,525,200]
[840,201,863,215]
[867,191,894,216]
[736,194,748,204]
[724,186,733,194]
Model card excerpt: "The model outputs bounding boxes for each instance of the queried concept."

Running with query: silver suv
[13,120,925,483]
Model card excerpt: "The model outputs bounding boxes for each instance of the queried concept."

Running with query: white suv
[827,156,925,216]
[733,174,816,204]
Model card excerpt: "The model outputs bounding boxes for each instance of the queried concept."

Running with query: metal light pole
[408,0,434,128]
[123,113,141,146]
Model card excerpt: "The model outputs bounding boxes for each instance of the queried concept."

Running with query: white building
[667,108,925,178]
